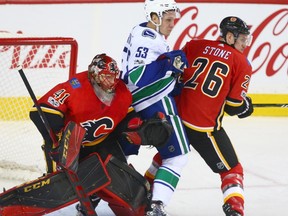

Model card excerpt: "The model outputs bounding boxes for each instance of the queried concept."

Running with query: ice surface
[1,116,287,216]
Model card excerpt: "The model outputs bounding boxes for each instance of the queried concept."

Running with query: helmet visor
[237,34,253,47]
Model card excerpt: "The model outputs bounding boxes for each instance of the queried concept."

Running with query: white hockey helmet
[144,0,180,23]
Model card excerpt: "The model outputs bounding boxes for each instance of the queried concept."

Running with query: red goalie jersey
[31,71,132,146]
[176,39,252,132]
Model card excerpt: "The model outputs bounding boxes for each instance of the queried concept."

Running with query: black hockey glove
[238,96,254,119]
[122,112,173,148]
[157,50,188,75]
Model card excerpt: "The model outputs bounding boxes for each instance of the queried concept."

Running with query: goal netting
[0,33,78,182]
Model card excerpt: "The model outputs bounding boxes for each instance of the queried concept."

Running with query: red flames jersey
[176,39,252,132]
[36,71,132,146]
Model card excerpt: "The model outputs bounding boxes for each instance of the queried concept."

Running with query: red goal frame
[0,37,78,78]
[0,36,78,181]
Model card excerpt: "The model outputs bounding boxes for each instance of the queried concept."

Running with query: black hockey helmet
[220,16,250,39]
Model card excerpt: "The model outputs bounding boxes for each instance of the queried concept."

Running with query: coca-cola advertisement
[168,4,288,94]
[0,1,287,95]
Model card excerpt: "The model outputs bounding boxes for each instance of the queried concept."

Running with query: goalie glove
[122,112,173,148]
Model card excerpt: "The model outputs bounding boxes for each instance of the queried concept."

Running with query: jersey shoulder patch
[69,77,81,89]
[142,29,156,39]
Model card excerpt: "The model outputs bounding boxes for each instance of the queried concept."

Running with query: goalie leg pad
[0,153,110,216]
[49,121,86,172]
[58,121,86,172]
[96,155,151,216]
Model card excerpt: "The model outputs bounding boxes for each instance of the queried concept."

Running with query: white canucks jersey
[121,22,170,78]
[121,22,175,112]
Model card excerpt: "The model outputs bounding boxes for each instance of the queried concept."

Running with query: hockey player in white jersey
[121,0,190,215]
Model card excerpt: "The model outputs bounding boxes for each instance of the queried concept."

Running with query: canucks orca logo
[80,117,114,143]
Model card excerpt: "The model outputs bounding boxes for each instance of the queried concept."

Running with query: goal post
[0,35,78,182]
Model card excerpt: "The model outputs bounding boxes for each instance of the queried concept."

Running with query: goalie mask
[220,16,252,47]
[144,0,180,26]
[88,53,120,94]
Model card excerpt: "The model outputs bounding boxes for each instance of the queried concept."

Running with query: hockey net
[0,33,78,182]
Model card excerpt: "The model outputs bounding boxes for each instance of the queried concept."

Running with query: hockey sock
[144,152,162,185]
[220,163,244,215]
[152,154,188,205]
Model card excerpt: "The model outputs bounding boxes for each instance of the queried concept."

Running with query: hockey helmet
[144,0,180,23]
[220,16,250,38]
[88,53,120,93]
[220,16,251,46]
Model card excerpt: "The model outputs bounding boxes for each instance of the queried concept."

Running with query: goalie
[29,53,172,215]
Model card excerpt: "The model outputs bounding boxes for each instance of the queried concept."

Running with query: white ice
[1,116,287,216]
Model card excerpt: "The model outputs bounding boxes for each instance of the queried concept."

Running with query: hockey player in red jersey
[145,16,254,216]
[177,16,254,216]
[30,53,131,173]
[29,53,134,214]
[30,54,171,215]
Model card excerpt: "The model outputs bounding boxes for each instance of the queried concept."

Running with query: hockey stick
[253,103,288,108]
[17,66,97,216]
[17,66,58,143]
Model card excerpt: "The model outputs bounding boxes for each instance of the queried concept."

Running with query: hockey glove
[169,75,184,97]
[157,50,188,75]
[122,112,173,148]
[238,96,254,119]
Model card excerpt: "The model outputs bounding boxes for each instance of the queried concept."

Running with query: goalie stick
[17,66,58,144]
[253,103,288,108]
[17,66,97,216]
